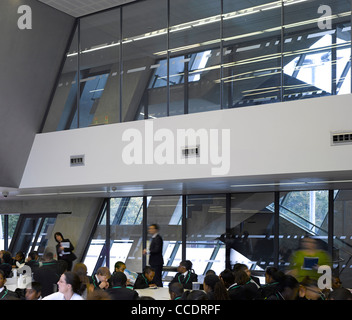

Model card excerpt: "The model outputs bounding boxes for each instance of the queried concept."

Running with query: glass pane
[223,0,282,107]
[122,0,167,121]
[283,0,351,100]
[229,193,274,281]
[186,194,226,276]
[110,197,144,275]
[79,9,121,127]
[278,191,330,278]
[43,26,79,132]
[147,195,182,282]
[333,190,352,288]
[169,0,221,115]
[34,217,56,256]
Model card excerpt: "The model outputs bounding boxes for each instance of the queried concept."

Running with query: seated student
[266,274,299,300]
[231,270,260,300]
[107,272,139,300]
[0,269,18,300]
[134,266,156,289]
[25,251,40,271]
[169,260,198,290]
[298,276,325,300]
[203,274,229,300]
[113,261,132,287]
[89,266,111,291]
[219,269,239,300]
[32,250,60,298]
[25,282,42,300]
[14,251,25,268]
[233,263,261,288]
[259,267,283,299]
[169,282,184,300]
[0,251,13,278]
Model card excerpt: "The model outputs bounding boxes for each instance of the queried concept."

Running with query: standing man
[143,224,164,287]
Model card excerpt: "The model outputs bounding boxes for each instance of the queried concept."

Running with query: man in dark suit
[107,272,139,300]
[143,224,164,287]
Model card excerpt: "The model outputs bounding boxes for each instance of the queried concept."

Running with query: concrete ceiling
[37,0,136,17]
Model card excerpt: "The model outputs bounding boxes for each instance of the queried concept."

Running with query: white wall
[20,94,352,189]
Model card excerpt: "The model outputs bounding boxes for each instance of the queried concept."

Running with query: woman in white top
[43,271,84,300]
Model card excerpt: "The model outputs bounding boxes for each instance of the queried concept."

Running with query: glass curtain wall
[43,0,351,132]
[283,0,351,100]
[222,1,282,107]
[229,193,275,272]
[186,195,226,276]
[122,0,168,121]
[146,196,182,280]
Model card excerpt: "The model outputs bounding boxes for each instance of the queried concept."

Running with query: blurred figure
[267,274,299,300]
[259,267,283,299]
[298,277,325,300]
[107,272,139,300]
[327,287,352,300]
[288,236,331,282]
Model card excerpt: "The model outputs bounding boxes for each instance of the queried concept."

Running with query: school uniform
[170,271,198,290]
[133,273,154,289]
[33,261,60,298]
[0,287,17,300]
[259,282,280,299]
[107,286,139,300]
[89,274,106,290]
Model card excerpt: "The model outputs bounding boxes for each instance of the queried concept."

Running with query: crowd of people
[0,232,351,301]
[0,248,350,301]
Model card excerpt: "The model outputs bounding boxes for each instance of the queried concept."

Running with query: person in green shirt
[288,237,331,282]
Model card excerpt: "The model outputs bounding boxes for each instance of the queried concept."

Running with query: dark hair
[111,272,127,287]
[234,270,250,285]
[28,251,39,260]
[232,263,248,272]
[2,251,12,264]
[204,274,229,300]
[63,271,82,295]
[277,274,299,292]
[114,261,126,270]
[54,232,64,243]
[143,266,155,274]
[220,269,235,287]
[180,260,193,271]
[169,282,184,297]
[184,290,209,300]
[30,281,42,293]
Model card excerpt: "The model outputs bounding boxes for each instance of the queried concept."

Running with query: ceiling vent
[182,146,200,158]
[331,132,352,145]
[70,155,85,167]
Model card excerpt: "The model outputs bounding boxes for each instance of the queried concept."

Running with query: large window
[42,0,352,132]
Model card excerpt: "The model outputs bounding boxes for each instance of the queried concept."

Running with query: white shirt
[42,292,84,300]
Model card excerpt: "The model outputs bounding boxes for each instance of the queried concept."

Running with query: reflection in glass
[186,195,226,275]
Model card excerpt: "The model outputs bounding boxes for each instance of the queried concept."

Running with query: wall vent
[70,155,85,167]
[182,146,200,158]
[331,132,352,145]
